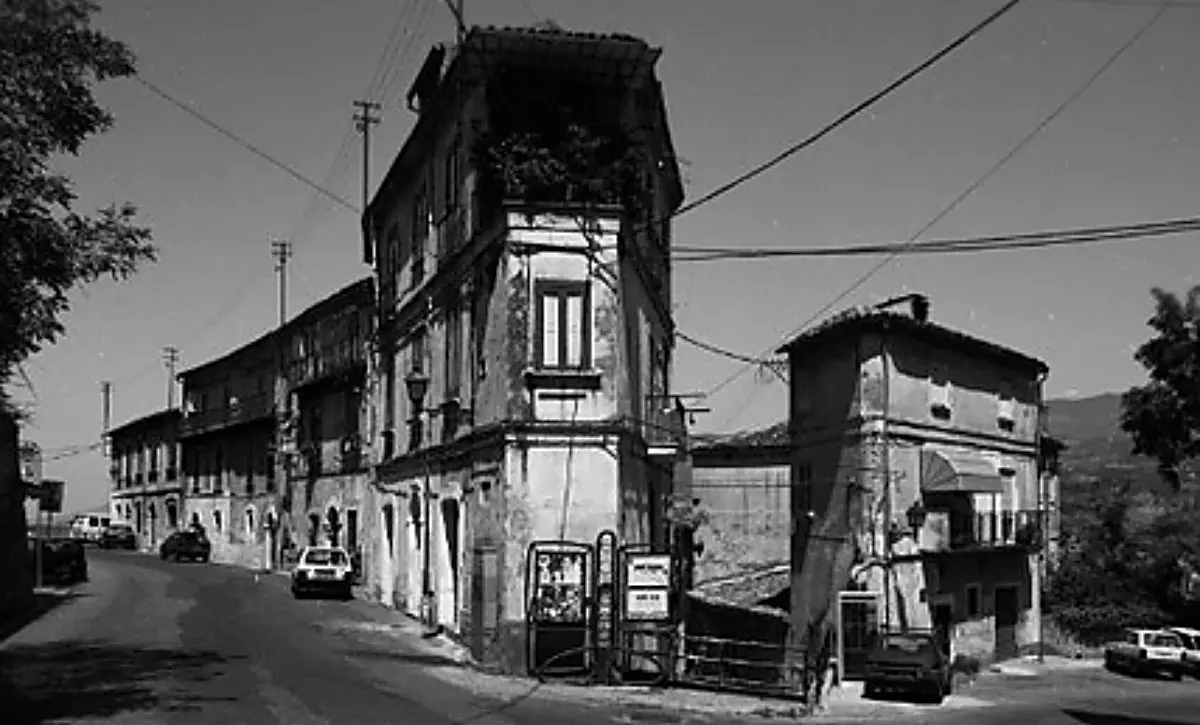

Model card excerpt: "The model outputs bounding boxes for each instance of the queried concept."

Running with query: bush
[1052,602,1171,647]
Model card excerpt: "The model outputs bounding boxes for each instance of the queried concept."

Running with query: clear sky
[16,0,1200,514]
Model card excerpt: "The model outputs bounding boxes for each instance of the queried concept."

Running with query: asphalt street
[0,549,673,725]
[4,549,1200,724]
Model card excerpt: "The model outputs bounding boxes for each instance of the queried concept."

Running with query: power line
[133,76,359,214]
[673,217,1200,261]
[665,0,1026,224]
[694,2,1170,404]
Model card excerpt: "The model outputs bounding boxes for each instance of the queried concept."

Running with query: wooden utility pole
[442,0,466,42]
[161,347,179,409]
[100,381,112,456]
[270,239,292,326]
[353,100,382,265]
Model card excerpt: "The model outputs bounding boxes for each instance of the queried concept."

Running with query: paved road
[0,550,684,725]
[4,550,1200,725]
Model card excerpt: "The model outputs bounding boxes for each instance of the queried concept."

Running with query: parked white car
[1168,626,1200,678]
[1104,628,1186,680]
[290,546,354,600]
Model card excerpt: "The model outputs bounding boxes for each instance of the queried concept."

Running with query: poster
[532,548,586,623]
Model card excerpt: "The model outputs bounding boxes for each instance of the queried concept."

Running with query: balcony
[179,394,276,438]
[920,508,1044,553]
[289,340,367,390]
[290,435,366,479]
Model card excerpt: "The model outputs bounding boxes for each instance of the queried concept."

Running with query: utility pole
[161,347,179,409]
[353,100,382,265]
[442,0,466,42]
[271,239,292,327]
[100,381,112,456]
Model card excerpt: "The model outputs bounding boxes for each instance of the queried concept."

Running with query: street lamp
[404,367,436,633]
[905,501,928,538]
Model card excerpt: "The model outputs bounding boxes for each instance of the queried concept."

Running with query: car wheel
[863,682,877,699]
[342,584,354,601]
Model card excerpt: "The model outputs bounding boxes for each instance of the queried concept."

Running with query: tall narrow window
[445,300,463,398]
[411,188,427,285]
[535,281,590,370]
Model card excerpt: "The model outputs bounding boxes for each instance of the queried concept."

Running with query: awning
[920,449,1003,494]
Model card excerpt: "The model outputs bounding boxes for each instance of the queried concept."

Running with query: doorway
[994,585,1020,661]
[837,591,882,681]
[932,601,954,659]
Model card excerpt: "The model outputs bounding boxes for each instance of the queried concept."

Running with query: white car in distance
[291,546,354,600]
[1104,628,1186,680]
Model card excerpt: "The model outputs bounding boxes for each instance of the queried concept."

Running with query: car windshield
[304,549,347,566]
[880,635,934,654]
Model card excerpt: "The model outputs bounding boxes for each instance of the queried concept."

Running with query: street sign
[39,479,65,513]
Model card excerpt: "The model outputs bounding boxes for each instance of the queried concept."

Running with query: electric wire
[697,2,1171,413]
[664,0,1026,224]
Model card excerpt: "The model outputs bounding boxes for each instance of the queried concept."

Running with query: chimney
[911,294,930,323]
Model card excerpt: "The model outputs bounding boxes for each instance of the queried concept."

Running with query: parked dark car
[27,536,88,585]
[863,631,953,704]
[159,530,211,563]
[99,523,138,550]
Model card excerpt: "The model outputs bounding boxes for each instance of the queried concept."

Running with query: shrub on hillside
[1051,602,1171,647]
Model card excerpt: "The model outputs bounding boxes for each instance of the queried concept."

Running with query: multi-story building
[107,409,184,551]
[175,278,375,572]
[278,278,374,573]
[780,295,1051,678]
[360,27,684,671]
[178,334,279,569]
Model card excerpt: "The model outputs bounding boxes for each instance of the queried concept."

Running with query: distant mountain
[1045,392,1196,509]
[1045,392,1137,465]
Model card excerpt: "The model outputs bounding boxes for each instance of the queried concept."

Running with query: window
[411,188,427,285]
[445,300,463,398]
[965,583,982,619]
[411,326,427,374]
[443,135,460,217]
[535,281,590,369]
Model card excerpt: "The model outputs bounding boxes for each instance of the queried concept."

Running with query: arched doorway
[440,498,461,631]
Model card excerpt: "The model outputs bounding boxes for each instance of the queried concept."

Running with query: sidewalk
[988,654,1102,678]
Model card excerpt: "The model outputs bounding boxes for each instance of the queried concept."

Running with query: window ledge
[524,368,602,391]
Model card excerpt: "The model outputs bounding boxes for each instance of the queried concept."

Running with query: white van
[70,514,111,543]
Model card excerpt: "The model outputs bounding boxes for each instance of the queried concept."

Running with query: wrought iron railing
[950,509,1043,551]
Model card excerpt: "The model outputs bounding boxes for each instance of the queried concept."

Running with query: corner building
[360,26,686,672]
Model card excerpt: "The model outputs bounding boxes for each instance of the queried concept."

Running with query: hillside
[1045,392,1197,520]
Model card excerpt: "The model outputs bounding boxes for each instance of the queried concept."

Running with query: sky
[15,0,1200,514]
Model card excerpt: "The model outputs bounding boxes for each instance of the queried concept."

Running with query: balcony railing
[921,509,1044,553]
[179,393,276,437]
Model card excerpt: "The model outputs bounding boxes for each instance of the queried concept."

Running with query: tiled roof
[695,421,790,451]
[470,24,648,45]
[776,306,1048,374]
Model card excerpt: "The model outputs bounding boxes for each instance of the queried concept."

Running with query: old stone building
[360,26,684,672]
[107,409,184,551]
[278,278,374,573]
[781,295,1052,678]
[178,333,280,569]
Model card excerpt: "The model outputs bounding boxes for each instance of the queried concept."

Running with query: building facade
[360,27,685,672]
[107,409,184,551]
[278,278,374,575]
[690,424,790,591]
[178,334,280,569]
[781,296,1051,676]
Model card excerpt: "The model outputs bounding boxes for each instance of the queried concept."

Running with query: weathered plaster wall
[691,460,790,584]
[496,436,619,670]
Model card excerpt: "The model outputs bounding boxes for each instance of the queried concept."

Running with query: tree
[1120,286,1200,491]
[0,0,156,407]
